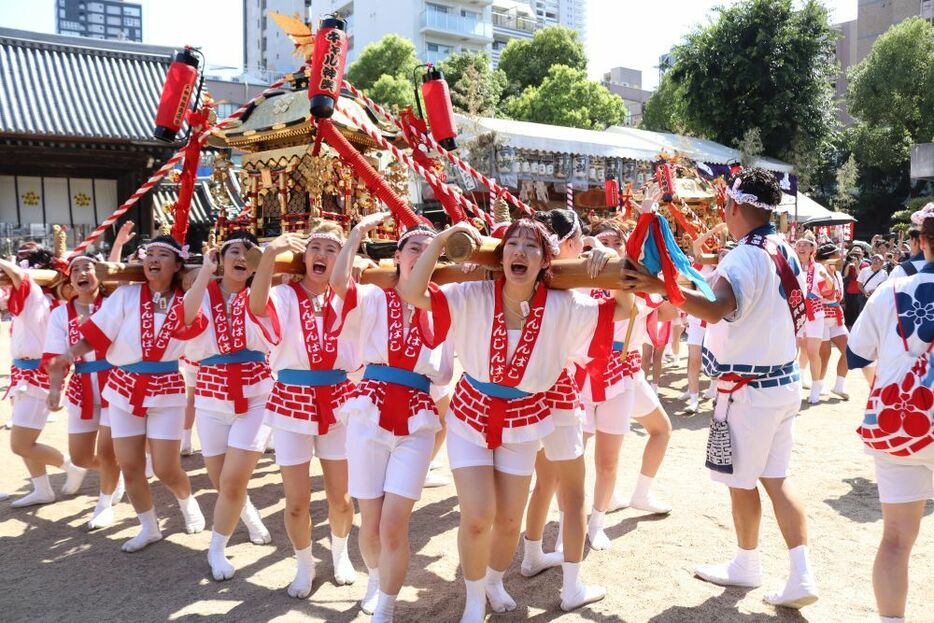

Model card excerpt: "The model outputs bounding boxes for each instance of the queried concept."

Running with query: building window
[87,2,104,11]
[426,3,448,14]
[88,13,104,23]
[124,5,140,16]
[105,4,121,14]
[107,16,121,25]
[124,16,140,27]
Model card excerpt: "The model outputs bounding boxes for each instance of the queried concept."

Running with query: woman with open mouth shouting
[179,230,275,582]
[44,253,123,529]
[329,213,454,622]
[249,221,358,599]
[51,235,205,553]
[398,218,633,622]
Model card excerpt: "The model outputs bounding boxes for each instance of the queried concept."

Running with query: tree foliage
[737,127,764,167]
[833,153,859,212]
[503,65,626,130]
[668,0,837,166]
[640,73,686,133]
[846,17,934,174]
[497,26,586,98]
[346,34,419,109]
[437,50,506,116]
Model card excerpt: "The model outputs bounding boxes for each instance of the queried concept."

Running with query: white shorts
[797,316,824,340]
[631,375,662,418]
[273,423,348,467]
[874,455,934,504]
[823,322,848,340]
[346,416,435,501]
[540,420,584,461]
[686,319,706,347]
[196,397,272,457]
[584,390,635,436]
[11,395,50,430]
[109,405,185,441]
[710,394,799,490]
[446,427,539,477]
[67,402,109,435]
[430,383,451,403]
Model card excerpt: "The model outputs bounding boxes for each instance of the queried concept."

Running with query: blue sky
[0,0,857,90]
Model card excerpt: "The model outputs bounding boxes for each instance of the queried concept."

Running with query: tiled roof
[0,28,173,143]
[152,181,215,226]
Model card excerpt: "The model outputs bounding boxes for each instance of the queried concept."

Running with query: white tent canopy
[777,192,834,222]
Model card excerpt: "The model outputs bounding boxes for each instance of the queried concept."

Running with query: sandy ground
[0,327,931,623]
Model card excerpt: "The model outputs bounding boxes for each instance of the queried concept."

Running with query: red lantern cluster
[604,177,619,208]
[421,66,457,151]
[309,16,349,119]
[153,47,200,143]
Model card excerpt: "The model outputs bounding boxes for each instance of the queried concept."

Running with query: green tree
[346,34,419,109]
[437,50,506,116]
[504,64,626,130]
[833,153,859,212]
[640,73,686,133]
[846,17,934,174]
[497,26,586,98]
[668,0,837,163]
[737,127,764,167]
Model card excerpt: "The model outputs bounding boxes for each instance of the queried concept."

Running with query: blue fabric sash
[74,360,114,374]
[277,369,348,387]
[363,365,430,393]
[200,350,266,366]
[465,374,530,399]
[612,341,625,352]
[120,361,179,374]
[12,358,40,370]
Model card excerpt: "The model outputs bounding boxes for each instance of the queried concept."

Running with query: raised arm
[692,223,728,265]
[183,247,217,326]
[398,221,481,310]
[618,268,737,324]
[330,212,389,299]
[109,221,137,262]
[0,258,27,289]
[249,233,306,317]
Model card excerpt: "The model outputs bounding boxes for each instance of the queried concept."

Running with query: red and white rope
[334,99,492,226]
[71,68,307,257]
[566,182,574,210]
[343,80,534,216]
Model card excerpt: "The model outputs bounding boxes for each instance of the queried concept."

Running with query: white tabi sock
[554,511,565,553]
[87,491,115,530]
[61,457,87,495]
[520,536,562,577]
[287,545,315,598]
[208,530,235,581]
[484,567,516,612]
[879,617,905,623]
[632,474,653,500]
[176,495,205,534]
[372,590,397,623]
[11,475,55,507]
[630,474,672,514]
[240,497,271,545]
[587,510,610,550]
[834,376,847,392]
[122,508,162,552]
[461,578,486,623]
[559,561,606,611]
[808,381,823,404]
[331,531,356,585]
[764,545,818,608]
[361,566,380,614]
[695,547,762,588]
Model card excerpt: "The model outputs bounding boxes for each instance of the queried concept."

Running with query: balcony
[492,11,539,36]
[420,10,493,43]
[424,48,452,65]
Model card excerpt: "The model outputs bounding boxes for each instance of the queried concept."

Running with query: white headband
[726,177,777,211]
[398,228,437,247]
[220,237,257,253]
[594,230,621,242]
[305,232,344,247]
[558,218,582,244]
[67,255,99,268]
[140,241,190,260]
[910,202,934,225]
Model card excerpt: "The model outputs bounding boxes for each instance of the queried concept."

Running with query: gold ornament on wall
[73,192,91,208]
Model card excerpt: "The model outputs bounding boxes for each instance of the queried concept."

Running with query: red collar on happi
[377,288,431,436]
[67,295,108,419]
[489,278,548,387]
[289,281,346,370]
[208,280,248,354]
[140,284,184,362]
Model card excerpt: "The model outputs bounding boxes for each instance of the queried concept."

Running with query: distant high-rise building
[601,66,652,127]
[491,0,540,67]
[658,51,675,82]
[55,0,142,42]
[533,0,586,48]
[243,0,310,80]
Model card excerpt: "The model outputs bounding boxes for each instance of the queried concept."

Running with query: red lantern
[604,177,619,208]
[421,66,457,150]
[309,16,349,119]
[153,47,200,143]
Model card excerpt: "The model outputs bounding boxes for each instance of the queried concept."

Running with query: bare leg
[591,431,624,513]
[555,457,586,563]
[113,435,151,513]
[731,486,762,550]
[279,462,314,598]
[633,407,671,479]
[68,431,100,471]
[760,477,807,549]
[95,426,120,494]
[213,449,263,536]
[149,438,192,499]
[523,450,558,541]
[11,426,64,477]
[818,340,832,382]
[874,501,925,620]
[453,466,496,622]
[687,344,702,395]
[377,493,418,594]
[320,457,356,584]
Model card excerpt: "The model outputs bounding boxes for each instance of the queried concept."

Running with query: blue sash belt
[120,361,179,374]
[277,369,348,386]
[200,350,266,366]
[464,374,530,399]
[612,341,625,352]
[75,360,114,374]
[363,365,431,393]
[12,358,40,370]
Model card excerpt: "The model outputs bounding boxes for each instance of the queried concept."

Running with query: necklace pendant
[520,301,530,318]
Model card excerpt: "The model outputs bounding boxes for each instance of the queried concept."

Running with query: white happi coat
[6,275,51,398]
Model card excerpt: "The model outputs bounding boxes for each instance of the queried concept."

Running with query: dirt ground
[0,326,931,622]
